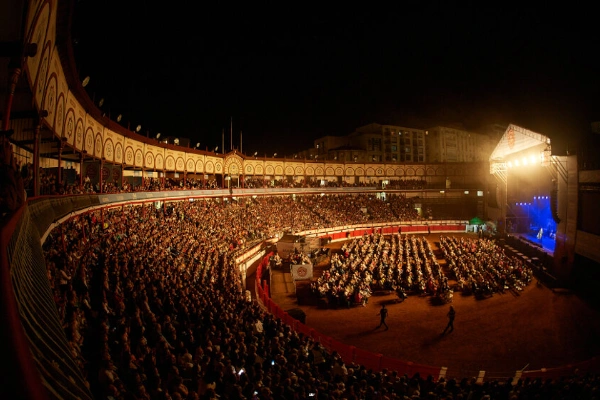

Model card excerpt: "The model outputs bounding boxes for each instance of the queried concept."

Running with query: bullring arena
[3,2,600,398]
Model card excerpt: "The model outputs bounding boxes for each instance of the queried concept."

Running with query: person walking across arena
[375,304,389,330]
[443,305,455,334]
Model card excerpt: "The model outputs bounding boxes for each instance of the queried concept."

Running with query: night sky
[71,4,599,157]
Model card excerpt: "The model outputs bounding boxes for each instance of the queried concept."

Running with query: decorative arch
[94,134,103,158]
[186,158,195,172]
[227,162,240,175]
[29,3,52,102]
[275,165,283,175]
[33,39,52,106]
[436,166,446,176]
[134,149,143,167]
[42,74,57,132]
[176,157,185,171]
[345,167,355,176]
[114,143,123,164]
[334,167,343,176]
[415,166,425,176]
[245,164,254,175]
[265,165,274,175]
[285,166,294,175]
[75,120,84,151]
[366,167,375,176]
[386,167,395,176]
[405,167,415,176]
[325,167,334,176]
[355,168,365,176]
[224,154,243,175]
[165,155,175,171]
[205,161,214,174]
[305,166,314,176]
[295,166,304,175]
[215,162,223,173]
[145,152,155,169]
[104,139,115,162]
[54,93,65,138]
[396,168,405,176]
[195,159,204,173]
[124,146,134,166]
[156,153,164,170]
[84,127,94,154]
[64,109,76,145]
[255,164,264,175]
[315,166,324,175]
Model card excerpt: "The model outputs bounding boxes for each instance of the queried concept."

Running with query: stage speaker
[550,189,561,224]
[487,184,500,208]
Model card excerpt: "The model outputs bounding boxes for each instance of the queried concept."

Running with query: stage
[516,231,556,256]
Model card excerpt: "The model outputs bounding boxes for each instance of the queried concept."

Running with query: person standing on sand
[375,304,389,330]
[443,305,455,334]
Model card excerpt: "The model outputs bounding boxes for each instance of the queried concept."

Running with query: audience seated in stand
[38,193,596,399]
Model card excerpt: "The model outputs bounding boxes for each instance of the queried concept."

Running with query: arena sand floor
[248,232,600,380]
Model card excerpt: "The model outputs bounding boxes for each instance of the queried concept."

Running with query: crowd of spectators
[311,233,449,307]
[439,236,533,296]
[40,196,600,399]
[22,168,437,198]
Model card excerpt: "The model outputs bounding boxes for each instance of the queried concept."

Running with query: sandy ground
[253,233,600,379]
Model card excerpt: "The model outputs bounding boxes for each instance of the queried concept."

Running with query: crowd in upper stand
[12,165,437,199]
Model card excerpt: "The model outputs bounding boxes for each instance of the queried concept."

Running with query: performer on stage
[537,228,544,242]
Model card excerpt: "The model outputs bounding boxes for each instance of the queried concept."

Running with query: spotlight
[82,76,90,87]
[507,161,513,168]
[156,133,161,140]
[196,142,201,148]
[135,125,142,132]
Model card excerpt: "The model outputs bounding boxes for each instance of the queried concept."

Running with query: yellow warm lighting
[522,157,528,165]
[507,161,513,168]
[530,155,537,164]
[515,160,520,167]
